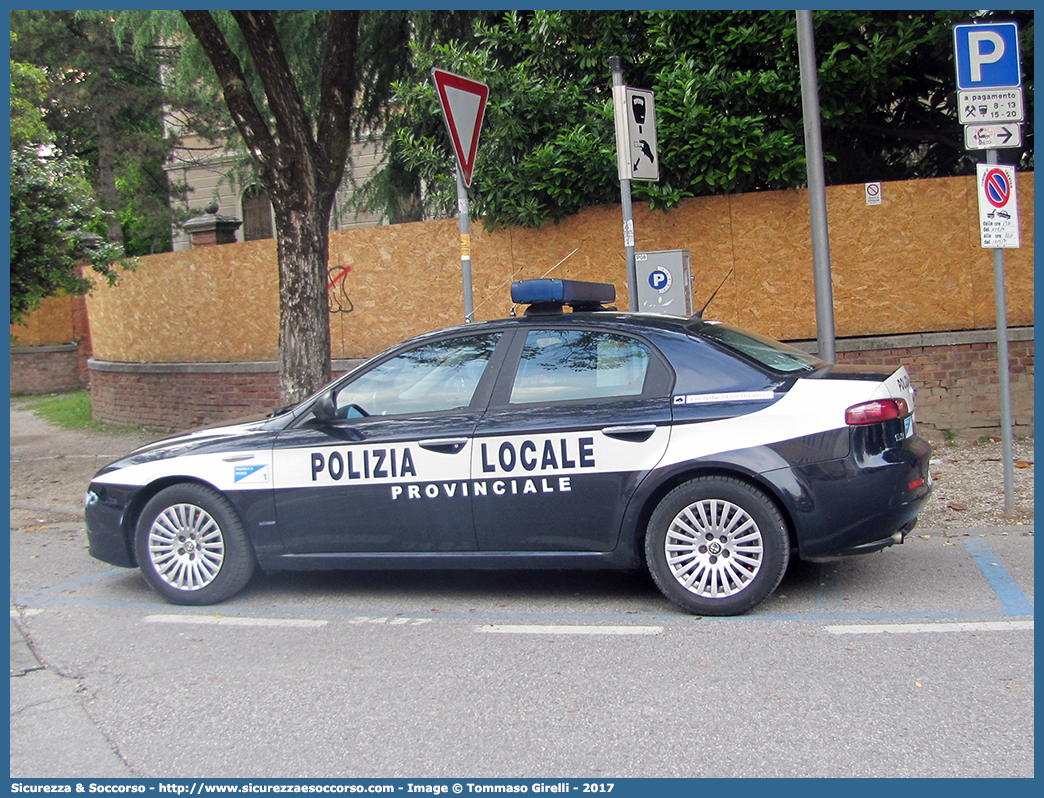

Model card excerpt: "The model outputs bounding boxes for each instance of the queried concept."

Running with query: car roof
[423,309,714,341]
[405,279,721,344]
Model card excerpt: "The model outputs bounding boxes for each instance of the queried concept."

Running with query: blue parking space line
[14,560,1035,625]
[813,562,837,613]
[13,568,130,605]
[964,538,1034,617]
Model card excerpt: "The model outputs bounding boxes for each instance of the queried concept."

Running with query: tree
[183,11,362,404]
[376,10,1033,230]
[10,46,123,324]
[10,11,177,256]
[113,10,497,403]
[106,11,362,403]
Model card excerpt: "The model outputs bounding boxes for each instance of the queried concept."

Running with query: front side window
[509,329,651,405]
[335,333,500,417]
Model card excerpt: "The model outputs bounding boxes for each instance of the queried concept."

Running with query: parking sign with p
[954,22,1021,90]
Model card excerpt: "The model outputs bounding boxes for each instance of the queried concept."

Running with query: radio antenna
[538,247,579,279]
[473,247,579,317]
[696,268,734,318]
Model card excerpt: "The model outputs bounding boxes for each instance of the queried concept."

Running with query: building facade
[164,132,387,251]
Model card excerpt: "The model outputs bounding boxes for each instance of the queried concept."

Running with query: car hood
[94,415,279,477]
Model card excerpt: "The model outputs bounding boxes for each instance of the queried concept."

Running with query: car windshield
[699,322,824,374]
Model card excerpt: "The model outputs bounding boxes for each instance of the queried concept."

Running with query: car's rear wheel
[645,476,789,616]
[135,483,255,605]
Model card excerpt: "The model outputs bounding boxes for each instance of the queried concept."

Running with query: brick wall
[831,329,1034,440]
[88,329,1032,439]
[9,285,92,393]
[10,345,83,395]
[90,363,282,430]
[88,360,362,431]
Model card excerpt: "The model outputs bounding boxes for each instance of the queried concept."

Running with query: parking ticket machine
[635,249,692,317]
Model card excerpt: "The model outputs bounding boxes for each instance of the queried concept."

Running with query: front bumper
[84,483,136,568]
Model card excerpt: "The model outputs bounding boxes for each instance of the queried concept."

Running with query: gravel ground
[918,435,1034,531]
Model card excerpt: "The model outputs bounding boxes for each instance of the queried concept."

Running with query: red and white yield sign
[976,163,1020,248]
[432,69,489,187]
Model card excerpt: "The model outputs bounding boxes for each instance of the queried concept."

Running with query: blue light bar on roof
[510,279,616,306]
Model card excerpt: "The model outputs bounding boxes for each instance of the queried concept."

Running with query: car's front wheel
[135,483,255,605]
[645,476,789,616]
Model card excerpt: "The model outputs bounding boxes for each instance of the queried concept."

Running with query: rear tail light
[845,398,909,426]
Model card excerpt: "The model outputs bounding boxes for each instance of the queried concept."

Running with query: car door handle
[418,438,469,455]
[601,425,657,442]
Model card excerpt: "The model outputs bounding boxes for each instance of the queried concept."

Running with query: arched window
[242,185,274,241]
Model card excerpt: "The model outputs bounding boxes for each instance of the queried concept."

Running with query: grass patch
[19,390,150,434]
[23,390,98,429]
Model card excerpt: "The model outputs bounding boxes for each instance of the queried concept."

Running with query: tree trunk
[93,93,123,247]
[274,208,332,406]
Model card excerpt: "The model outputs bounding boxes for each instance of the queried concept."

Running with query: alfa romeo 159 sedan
[85,279,932,615]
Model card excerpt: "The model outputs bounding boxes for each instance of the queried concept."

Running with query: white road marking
[826,620,1033,635]
[144,614,327,628]
[476,624,663,636]
[347,615,433,626]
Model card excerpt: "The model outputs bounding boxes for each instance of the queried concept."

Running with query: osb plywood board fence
[9,295,76,347]
[82,173,1033,363]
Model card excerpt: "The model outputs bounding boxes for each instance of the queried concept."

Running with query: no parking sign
[976,163,1020,248]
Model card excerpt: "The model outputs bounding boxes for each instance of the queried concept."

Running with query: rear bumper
[802,519,917,562]
[766,431,932,561]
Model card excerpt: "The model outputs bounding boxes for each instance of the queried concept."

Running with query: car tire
[134,483,255,605]
[645,476,790,616]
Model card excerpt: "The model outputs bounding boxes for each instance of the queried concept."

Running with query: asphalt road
[8,403,1035,779]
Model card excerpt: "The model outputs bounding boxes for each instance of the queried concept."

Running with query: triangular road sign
[432,68,489,187]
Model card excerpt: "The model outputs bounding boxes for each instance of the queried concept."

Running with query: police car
[85,279,932,615]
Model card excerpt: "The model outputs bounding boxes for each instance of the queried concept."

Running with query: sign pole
[610,56,638,311]
[796,10,837,364]
[432,68,488,324]
[986,149,1016,513]
[954,22,1021,513]
[456,167,475,324]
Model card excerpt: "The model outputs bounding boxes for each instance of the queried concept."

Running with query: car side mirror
[312,390,337,423]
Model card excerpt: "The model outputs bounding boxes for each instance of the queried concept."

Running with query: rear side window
[509,329,651,405]
[700,322,823,373]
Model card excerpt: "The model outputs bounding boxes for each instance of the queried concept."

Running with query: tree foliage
[10,11,177,256]
[10,54,50,150]
[10,45,124,324]
[376,9,1033,230]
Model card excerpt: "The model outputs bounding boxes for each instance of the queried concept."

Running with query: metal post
[456,167,475,323]
[986,149,1016,513]
[796,11,836,363]
[610,55,638,311]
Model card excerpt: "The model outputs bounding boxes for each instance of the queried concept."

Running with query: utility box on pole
[635,249,692,317]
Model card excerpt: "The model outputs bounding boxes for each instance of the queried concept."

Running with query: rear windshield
[699,322,824,374]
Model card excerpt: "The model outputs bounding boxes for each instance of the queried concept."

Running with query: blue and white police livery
[85,279,932,615]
